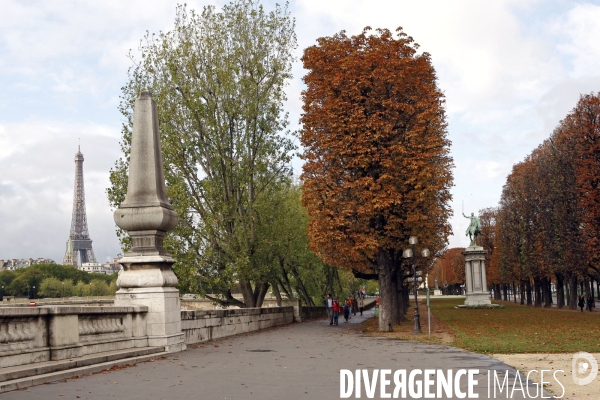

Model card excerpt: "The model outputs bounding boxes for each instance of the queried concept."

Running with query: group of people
[577,294,595,312]
[326,293,365,325]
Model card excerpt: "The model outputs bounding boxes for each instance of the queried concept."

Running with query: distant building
[0,258,56,271]
[79,259,122,275]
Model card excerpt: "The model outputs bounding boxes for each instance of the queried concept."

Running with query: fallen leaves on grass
[431,298,600,354]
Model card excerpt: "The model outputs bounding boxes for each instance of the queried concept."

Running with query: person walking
[578,295,585,312]
[332,298,340,325]
[346,297,351,320]
[326,293,333,325]
[358,296,364,316]
[587,295,594,312]
[343,299,350,322]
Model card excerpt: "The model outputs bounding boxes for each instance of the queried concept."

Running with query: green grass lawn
[431,298,600,354]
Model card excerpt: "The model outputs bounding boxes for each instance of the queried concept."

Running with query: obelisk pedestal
[462,245,492,307]
[113,91,185,352]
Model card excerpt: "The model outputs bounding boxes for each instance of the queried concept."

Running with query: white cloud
[550,3,600,78]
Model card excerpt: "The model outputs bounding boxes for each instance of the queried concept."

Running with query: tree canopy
[300,27,453,331]
[0,264,116,298]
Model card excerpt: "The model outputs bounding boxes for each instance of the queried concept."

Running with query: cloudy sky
[1,0,600,263]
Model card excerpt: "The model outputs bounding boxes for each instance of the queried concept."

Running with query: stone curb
[0,351,170,394]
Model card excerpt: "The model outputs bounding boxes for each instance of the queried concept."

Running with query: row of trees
[108,1,368,308]
[0,264,116,298]
[478,93,600,309]
[37,277,117,298]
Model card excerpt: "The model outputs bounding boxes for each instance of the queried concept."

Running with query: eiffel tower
[63,144,96,266]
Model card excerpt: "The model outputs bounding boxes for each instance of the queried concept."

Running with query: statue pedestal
[114,256,185,353]
[462,246,492,307]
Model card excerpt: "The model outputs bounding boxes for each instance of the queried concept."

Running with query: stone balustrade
[181,307,295,344]
[0,306,148,369]
[0,302,329,371]
[180,305,329,344]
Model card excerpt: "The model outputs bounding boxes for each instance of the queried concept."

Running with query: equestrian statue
[463,211,482,247]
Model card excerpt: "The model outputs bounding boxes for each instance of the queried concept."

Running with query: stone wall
[0,302,331,369]
[181,307,295,345]
[297,306,328,321]
[0,306,148,369]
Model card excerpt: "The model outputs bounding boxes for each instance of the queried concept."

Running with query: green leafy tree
[6,269,45,297]
[255,181,342,306]
[0,270,16,291]
[62,279,74,297]
[108,0,297,308]
[1,265,116,298]
[39,277,64,298]
[73,281,88,297]
[89,279,110,296]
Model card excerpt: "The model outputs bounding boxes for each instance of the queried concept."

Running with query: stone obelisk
[113,91,185,352]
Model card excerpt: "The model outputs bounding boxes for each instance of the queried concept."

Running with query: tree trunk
[395,274,407,322]
[378,249,395,332]
[271,282,282,307]
[585,278,591,297]
[390,268,401,325]
[526,280,533,306]
[555,273,564,309]
[542,277,551,307]
[533,277,542,307]
[496,284,502,300]
[239,280,256,307]
[323,266,334,300]
[278,278,294,299]
[512,283,517,303]
[278,258,295,298]
[288,263,314,306]
[402,283,410,316]
[254,282,269,307]
[569,275,578,310]
[502,284,508,301]
[520,282,525,305]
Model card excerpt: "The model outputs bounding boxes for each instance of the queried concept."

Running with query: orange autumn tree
[300,28,453,331]
[568,94,600,279]
[447,247,466,287]
[479,207,502,297]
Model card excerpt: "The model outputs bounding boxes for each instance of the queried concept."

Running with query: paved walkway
[3,310,552,399]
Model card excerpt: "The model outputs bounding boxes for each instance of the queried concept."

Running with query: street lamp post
[62,282,65,298]
[1,285,4,302]
[32,285,36,299]
[403,236,430,335]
